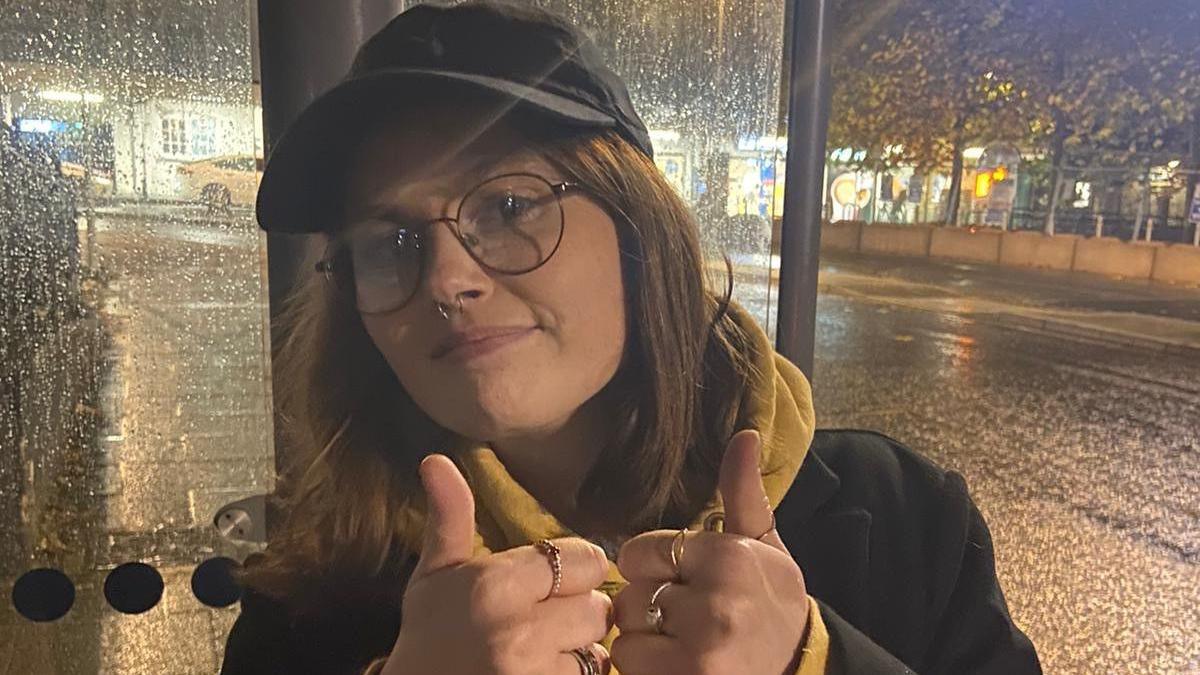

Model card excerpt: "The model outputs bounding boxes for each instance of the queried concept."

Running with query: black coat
[220,430,1042,674]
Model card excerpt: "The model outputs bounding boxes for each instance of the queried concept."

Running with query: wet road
[736,259,1200,675]
[812,295,1199,675]
[3,211,1198,673]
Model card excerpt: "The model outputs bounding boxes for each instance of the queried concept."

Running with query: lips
[432,326,538,360]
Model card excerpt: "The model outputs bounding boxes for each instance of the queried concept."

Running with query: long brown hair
[235,125,756,613]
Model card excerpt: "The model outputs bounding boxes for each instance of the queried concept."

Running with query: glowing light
[37,90,104,104]
[974,173,993,198]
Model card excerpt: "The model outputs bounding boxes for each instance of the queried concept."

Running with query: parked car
[59,160,114,200]
[177,154,264,211]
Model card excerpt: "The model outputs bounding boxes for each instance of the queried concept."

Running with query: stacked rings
[533,539,563,600]
[570,646,602,675]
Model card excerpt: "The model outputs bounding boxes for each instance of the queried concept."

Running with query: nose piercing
[435,295,465,320]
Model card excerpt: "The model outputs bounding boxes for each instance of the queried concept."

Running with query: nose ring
[435,294,465,320]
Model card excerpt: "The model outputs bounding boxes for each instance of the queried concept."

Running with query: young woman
[221,3,1041,674]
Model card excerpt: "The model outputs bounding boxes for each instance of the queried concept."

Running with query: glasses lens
[340,219,422,313]
[459,175,563,273]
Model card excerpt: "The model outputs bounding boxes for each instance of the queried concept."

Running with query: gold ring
[669,528,687,579]
[534,539,562,600]
[703,511,725,532]
[646,581,672,634]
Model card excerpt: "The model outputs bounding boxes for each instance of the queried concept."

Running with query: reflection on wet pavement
[743,281,1200,675]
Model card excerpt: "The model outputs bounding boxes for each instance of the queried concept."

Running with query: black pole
[257,1,387,315]
[776,0,832,379]
[256,0,404,495]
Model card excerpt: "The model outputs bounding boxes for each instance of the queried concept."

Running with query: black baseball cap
[256,0,653,234]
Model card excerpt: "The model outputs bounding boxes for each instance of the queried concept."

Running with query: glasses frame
[315,172,578,314]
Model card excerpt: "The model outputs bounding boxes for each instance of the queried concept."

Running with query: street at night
[4,0,1200,673]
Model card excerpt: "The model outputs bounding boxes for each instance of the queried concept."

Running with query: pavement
[813,251,1200,355]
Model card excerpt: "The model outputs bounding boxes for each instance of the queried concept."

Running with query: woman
[223,2,1041,674]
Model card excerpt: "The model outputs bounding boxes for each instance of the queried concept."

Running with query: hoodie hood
[425,299,816,557]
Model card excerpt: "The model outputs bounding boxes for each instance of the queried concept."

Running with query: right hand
[383,454,614,675]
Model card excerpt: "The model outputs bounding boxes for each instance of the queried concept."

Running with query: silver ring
[570,647,601,675]
[534,539,563,600]
[646,581,672,634]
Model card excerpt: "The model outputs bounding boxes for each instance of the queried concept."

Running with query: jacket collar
[775,442,842,531]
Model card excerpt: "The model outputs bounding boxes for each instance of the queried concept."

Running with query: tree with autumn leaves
[828,0,1200,230]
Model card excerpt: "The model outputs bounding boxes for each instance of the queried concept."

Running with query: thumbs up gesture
[611,431,811,675]
[383,455,615,675]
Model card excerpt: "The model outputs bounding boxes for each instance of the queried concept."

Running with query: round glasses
[316,173,575,314]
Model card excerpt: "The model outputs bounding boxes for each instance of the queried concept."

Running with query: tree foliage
[829,0,1200,175]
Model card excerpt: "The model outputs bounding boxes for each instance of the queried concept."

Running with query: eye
[496,193,535,222]
[395,227,421,251]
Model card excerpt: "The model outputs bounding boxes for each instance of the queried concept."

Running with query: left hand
[611,430,810,675]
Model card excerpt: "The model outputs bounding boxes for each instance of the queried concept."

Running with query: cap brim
[256,69,618,234]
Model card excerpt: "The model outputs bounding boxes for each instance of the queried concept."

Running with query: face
[340,108,627,446]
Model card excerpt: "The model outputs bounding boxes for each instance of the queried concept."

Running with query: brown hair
[234,126,756,614]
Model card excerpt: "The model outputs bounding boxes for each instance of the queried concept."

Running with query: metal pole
[775,0,831,379]
[258,1,388,314]
[256,0,403,512]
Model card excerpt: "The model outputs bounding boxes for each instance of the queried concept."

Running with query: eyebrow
[348,153,553,225]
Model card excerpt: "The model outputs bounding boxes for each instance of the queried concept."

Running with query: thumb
[718,430,787,552]
[411,454,476,580]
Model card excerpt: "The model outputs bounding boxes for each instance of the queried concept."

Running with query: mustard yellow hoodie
[412,302,829,674]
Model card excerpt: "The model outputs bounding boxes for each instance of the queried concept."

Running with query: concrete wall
[820,221,1200,287]
[1072,237,1159,279]
[929,228,1003,264]
[821,221,862,253]
[1000,231,1079,271]
[1151,244,1200,285]
[860,224,933,257]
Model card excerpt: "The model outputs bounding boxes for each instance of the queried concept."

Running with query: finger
[618,529,784,587]
[534,591,614,651]
[615,530,678,582]
[411,454,476,580]
[718,429,787,551]
[497,537,610,602]
[610,633,689,675]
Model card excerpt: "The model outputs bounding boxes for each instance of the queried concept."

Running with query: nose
[421,220,491,309]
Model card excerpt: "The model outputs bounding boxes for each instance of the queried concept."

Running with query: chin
[453,398,561,442]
